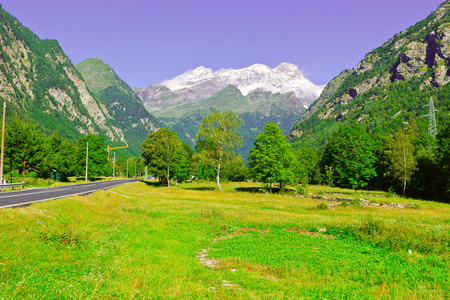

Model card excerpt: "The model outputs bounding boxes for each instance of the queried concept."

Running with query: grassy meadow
[0,181,449,299]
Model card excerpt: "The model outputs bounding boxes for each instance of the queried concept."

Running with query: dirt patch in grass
[283,228,336,239]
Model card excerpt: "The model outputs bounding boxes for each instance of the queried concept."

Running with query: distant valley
[133,63,323,159]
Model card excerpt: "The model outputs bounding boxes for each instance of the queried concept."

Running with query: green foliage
[248,122,297,192]
[320,122,380,190]
[2,118,78,181]
[41,132,76,181]
[75,135,107,178]
[4,117,45,175]
[141,128,190,185]
[436,120,450,201]
[382,130,417,195]
[195,111,242,191]
[294,147,320,183]
[221,154,247,182]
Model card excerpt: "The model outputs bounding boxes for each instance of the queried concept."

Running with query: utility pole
[134,159,137,178]
[113,152,115,178]
[85,142,89,182]
[0,102,6,185]
[126,158,128,178]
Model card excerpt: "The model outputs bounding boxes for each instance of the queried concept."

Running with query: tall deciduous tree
[142,128,189,186]
[75,135,107,178]
[248,122,296,192]
[195,111,242,191]
[382,130,417,196]
[42,132,76,181]
[320,122,379,190]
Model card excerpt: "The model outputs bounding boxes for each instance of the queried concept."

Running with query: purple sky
[0,0,445,87]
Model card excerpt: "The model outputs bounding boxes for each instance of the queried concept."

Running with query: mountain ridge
[76,58,160,155]
[0,6,126,145]
[134,62,324,110]
[289,1,450,150]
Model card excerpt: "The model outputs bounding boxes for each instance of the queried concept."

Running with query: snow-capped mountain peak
[160,63,324,106]
[161,66,215,91]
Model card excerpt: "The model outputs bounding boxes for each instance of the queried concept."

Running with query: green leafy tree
[248,122,297,192]
[436,120,450,202]
[142,128,189,186]
[320,122,379,190]
[41,132,76,181]
[116,156,128,177]
[136,157,146,178]
[382,130,417,196]
[195,111,242,191]
[75,135,107,178]
[128,156,137,178]
[221,154,247,182]
[4,118,45,177]
[295,148,319,183]
[192,139,216,181]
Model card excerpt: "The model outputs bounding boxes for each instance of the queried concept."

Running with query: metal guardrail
[0,182,25,190]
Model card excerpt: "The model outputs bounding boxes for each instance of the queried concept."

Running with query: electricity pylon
[421,96,439,138]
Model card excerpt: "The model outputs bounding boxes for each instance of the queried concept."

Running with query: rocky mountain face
[76,58,160,155]
[133,63,319,159]
[290,2,450,150]
[0,6,126,146]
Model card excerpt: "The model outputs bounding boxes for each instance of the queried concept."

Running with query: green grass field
[0,181,449,299]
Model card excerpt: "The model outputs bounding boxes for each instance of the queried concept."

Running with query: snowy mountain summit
[161,63,324,107]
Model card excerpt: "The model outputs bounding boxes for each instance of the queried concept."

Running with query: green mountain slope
[154,85,306,160]
[0,5,126,147]
[76,58,160,156]
[290,1,450,150]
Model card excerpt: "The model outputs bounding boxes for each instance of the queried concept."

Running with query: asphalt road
[0,179,140,209]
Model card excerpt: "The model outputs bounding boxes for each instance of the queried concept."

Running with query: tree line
[2,118,144,181]
[6,110,450,203]
[142,110,450,202]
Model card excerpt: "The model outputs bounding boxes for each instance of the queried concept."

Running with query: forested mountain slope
[0,5,129,146]
[290,1,450,150]
[76,58,160,155]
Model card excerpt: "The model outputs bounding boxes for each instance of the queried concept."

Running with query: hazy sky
[0,0,445,87]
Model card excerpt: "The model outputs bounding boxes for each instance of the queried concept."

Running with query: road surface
[0,179,140,209]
